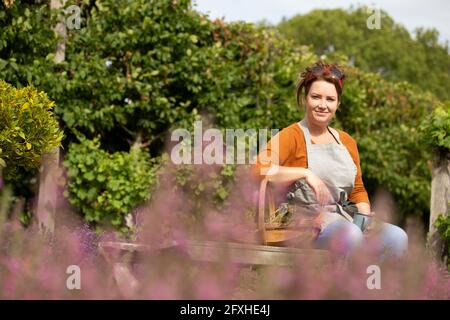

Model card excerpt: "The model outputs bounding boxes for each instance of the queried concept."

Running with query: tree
[278,6,450,100]
[0,0,59,88]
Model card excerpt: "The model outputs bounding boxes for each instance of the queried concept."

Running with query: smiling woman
[252,61,408,262]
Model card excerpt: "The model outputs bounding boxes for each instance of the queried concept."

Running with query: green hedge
[335,69,438,219]
[0,0,58,89]
[1,0,446,231]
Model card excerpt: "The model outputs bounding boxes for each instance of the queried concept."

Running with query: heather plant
[1,164,450,300]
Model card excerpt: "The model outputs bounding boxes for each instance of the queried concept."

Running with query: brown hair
[296,61,346,107]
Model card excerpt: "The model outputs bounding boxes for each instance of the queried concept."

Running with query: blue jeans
[314,219,408,262]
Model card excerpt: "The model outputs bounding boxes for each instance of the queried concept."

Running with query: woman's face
[303,80,340,127]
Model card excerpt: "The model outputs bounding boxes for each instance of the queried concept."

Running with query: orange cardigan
[252,122,370,204]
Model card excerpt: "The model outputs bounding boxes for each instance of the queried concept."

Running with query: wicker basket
[257,178,320,246]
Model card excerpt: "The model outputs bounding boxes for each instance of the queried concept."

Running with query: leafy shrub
[64,136,160,233]
[0,80,63,182]
[171,162,236,213]
[421,104,450,268]
[434,214,450,269]
[420,103,450,151]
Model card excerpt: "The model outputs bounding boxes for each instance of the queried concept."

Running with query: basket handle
[258,177,277,244]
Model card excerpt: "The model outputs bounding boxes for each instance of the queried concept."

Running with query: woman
[252,61,408,262]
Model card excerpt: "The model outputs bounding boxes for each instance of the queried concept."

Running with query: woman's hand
[356,202,372,215]
[304,169,333,206]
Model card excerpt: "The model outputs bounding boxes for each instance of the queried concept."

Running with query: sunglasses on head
[307,65,344,87]
[311,65,343,78]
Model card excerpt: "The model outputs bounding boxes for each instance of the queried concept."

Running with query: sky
[192,0,450,46]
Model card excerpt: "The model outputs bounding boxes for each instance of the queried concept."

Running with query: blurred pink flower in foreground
[0,163,449,300]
